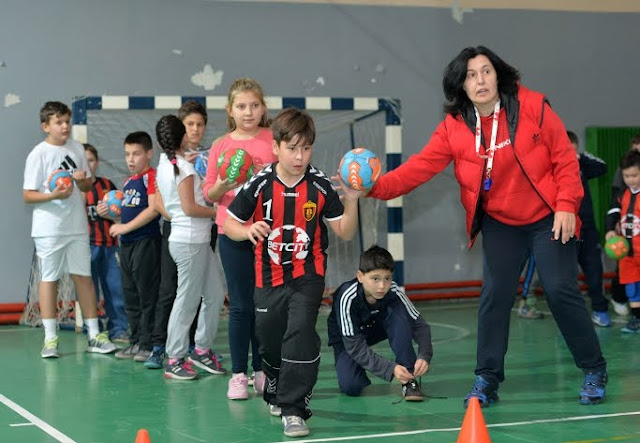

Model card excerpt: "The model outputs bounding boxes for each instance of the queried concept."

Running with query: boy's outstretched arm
[329,175,362,240]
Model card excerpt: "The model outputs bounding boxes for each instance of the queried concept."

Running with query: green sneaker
[41,336,59,358]
[87,331,116,354]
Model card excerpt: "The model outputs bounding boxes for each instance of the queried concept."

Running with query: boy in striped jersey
[327,245,433,401]
[224,108,363,438]
[83,144,129,343]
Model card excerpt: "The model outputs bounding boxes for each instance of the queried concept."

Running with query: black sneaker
[164,358,198,380]
[115,343,139,359]
[621,317,640,333]
[188,349,226,374]
[402,379,424,401]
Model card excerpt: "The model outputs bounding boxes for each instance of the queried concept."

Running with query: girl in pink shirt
[203,77,277,401]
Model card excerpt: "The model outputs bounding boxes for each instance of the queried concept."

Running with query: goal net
[22,99,391,326]
[20,251,81,330]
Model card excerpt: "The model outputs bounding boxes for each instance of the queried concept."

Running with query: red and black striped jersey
[85,177,118,247]
[227,163,344,288]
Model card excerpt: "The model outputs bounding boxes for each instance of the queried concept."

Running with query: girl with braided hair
[155,115,226,380]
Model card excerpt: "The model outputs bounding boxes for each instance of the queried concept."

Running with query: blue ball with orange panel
[339,148,381,191]
[47,169,74,192]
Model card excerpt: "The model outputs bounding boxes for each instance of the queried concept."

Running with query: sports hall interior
[1,1,639,442]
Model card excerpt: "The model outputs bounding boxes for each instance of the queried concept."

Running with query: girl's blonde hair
[226,77,270,131]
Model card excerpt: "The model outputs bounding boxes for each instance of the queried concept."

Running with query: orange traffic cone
[135,428,151,443]
[456,397,491,443]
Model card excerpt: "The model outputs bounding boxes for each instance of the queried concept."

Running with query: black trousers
[610,264,628,304]
[255,274,324,418]
[151,222,215,348]
[119,237,161,351]
[477,214,606,385]
[577,227,608,312]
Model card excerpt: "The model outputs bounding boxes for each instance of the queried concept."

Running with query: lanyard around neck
[474,100,501,191]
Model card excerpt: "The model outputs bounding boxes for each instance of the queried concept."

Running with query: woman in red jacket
[368,46,607,408]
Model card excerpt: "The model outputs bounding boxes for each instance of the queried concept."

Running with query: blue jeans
[218,235,261,375]
[90,245,128,338]
[477,214,606,385]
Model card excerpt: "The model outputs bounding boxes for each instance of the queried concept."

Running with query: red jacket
[369,85,583,247]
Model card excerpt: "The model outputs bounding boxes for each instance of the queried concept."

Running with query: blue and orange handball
[339,148,382,191]
[47,169,74,192]
[217,148,254,184]
[102,190,124,217]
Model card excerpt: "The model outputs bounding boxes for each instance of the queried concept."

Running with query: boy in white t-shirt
[22,101,116,358]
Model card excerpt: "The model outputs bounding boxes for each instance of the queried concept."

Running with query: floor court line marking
[429,322,470,345]
[0,394,76,443]
[269,411,640,443]
[10,423,36,427]
[510,308,628,324]
[0,328,37,333]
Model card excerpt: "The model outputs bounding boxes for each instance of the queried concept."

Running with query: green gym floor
[1,299,638,443]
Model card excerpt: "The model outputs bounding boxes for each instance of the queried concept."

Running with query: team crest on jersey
[267,225,310,265]
[303,200,317,221]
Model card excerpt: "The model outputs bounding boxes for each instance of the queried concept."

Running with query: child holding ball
[83,143,129,343]
[23,101,116,358]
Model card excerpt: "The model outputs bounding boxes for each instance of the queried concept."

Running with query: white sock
[42,318,57,341]
[85,318,100,340]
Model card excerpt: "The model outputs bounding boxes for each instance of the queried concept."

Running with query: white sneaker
[269,403,282,417]
[612,300,630,316]
[41,336,59,358]
[87,331,116,354]
[282,415,308,437]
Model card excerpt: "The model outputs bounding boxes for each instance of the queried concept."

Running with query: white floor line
[269,411,640,443]
[429,322,470,345]
[10,423,36,427]
[0,328,35,333]
[0,394,76,443]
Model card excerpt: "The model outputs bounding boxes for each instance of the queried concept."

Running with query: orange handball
[604,235,629,260]
[339,148,382,191]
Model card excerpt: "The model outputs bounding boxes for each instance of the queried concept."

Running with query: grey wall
[1,0,638,302]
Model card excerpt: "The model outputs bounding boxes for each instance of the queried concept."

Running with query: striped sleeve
[390,283,420,320]
[338,281,359,337]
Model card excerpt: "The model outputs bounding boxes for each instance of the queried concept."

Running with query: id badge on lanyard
[474,100,501,191]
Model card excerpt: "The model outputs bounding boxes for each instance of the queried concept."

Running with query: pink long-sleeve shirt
[203,128,276,233]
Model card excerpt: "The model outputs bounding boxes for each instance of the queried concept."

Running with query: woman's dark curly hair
[442,46,520,116]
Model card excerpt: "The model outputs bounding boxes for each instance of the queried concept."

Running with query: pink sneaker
[227,373,249,400]
[253,370,266,394]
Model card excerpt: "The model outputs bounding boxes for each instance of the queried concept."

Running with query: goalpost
[21,94,404,328]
